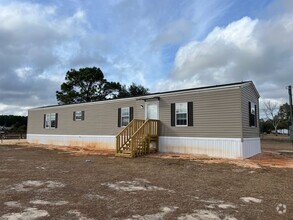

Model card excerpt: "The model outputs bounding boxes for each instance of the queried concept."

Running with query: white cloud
[3,0,288,117]
[171,17,259,80]
[0,103,31,116]
[15,67,33,80]
[156,14,293,104]
[0,2,104,115]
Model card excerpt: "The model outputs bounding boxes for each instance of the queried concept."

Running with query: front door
[145,102,159,120]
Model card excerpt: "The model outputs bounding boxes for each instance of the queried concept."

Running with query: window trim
[249,101,257,127]
[171,102,193,127]
[44,113,57,129]
[118,107,133,127]
[121,107,130,127]
[175,102,188,127]
[75,111,82,121]
[74,111,84,121]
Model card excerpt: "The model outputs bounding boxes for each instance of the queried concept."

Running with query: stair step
[116,120,159,158]
[121,150,132,154]
[115,153,132,158]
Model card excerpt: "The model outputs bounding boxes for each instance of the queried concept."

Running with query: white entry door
[145,102,159,120]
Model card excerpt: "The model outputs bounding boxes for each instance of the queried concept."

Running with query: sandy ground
[2,138,293,169]
[1,140,293,219]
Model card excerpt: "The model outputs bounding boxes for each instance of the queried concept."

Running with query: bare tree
[263,100,281,135]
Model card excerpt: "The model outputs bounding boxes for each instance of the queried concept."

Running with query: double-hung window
[249,102,257,127]
[121,107,130,127]
[118,107,133,127]
[175,103,188,126]
[44,113,57,129]
[171,102,193,127]
[73,111,85,121]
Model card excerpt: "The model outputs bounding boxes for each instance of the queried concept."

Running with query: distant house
[0,126,12,134]
[27,81,260,159]
[276,129,289,135]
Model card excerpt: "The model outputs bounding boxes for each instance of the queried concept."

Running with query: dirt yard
[0,140,293,219]
[261,134,293,152]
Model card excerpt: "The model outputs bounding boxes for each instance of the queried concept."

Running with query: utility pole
[288,85,293,141]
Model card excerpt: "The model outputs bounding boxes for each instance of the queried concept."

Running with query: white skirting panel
[27,134,261,158]
[159,136,261,159]
[242,138,261,158]
[27,134,116,150]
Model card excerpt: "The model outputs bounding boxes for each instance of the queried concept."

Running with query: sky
[0,0,292,116]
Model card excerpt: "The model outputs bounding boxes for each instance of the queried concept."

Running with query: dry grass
[1,143,293,219]
[2,137,293,169]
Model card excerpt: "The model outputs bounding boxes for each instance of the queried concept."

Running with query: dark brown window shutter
[171,103,175,126]
[254,104,257,127]
[43,114,46,128]
[118,108,121,127]
[55,113,58,128]
[73,111,76,121]
[82,111,85,120]
[130,107,134,122]
[188,102,193,126]
[248,102,252,127]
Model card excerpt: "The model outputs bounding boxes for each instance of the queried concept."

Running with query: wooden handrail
[116,119,159,157]
[116,119,145,153]
[116,119,144,137]
[130,119,158,137]
[130,120,159,157]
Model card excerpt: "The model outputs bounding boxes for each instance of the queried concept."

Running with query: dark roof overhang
[136,96,160,102]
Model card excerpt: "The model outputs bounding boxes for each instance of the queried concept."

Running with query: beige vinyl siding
[28,83,258,139]
[27,99,145,136]
[241,84,260,138]
[158,87,242,138]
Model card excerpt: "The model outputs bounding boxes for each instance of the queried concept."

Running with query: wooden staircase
[116,119,159,157]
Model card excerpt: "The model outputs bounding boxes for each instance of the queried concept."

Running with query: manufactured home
[27,81,261,159]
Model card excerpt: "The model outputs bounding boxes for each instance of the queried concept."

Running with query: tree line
[1,67,149,133]
[56,67,149,104]
[260,101,291,134]
[0,115,27,133]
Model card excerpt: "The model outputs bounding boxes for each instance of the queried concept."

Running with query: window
[121,107,130,127]
[249,102,257,127]
[44,113,58,129]
[171,102,193,127]
[118,107,133,127]
[175,103,188,126]
[73,111,84,121]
